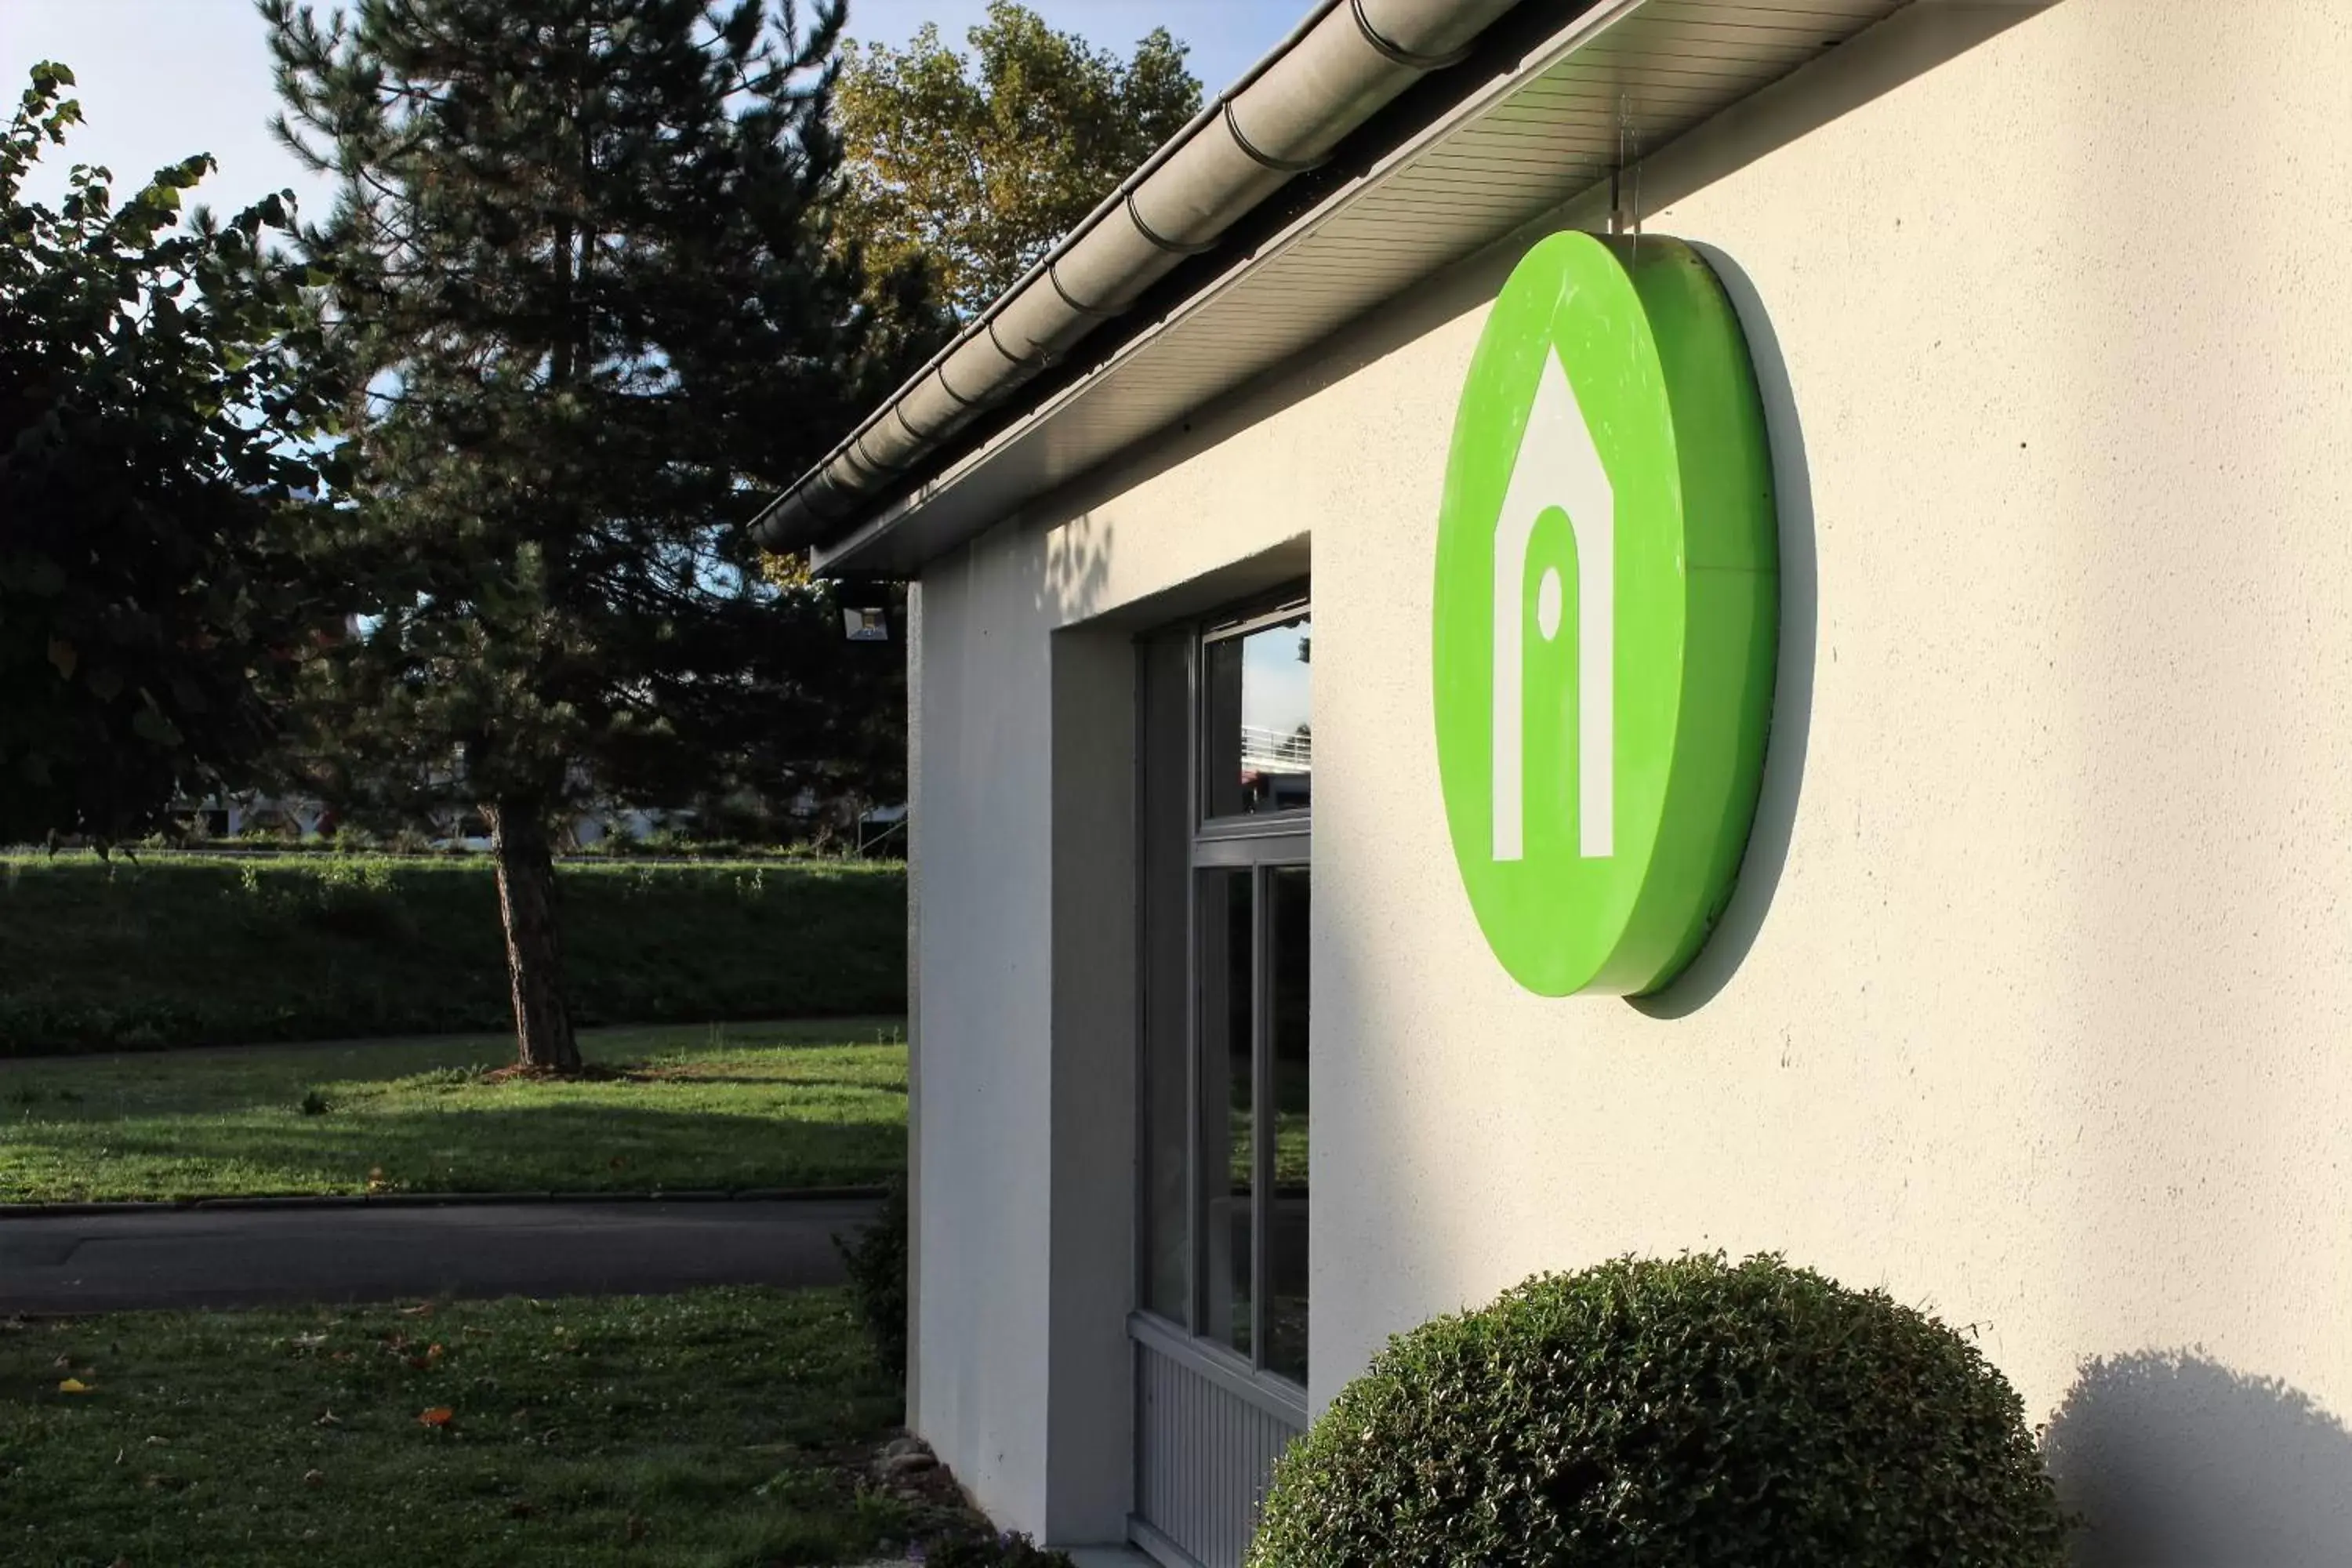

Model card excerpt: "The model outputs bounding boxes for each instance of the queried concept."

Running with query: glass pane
[1199,867,1253,1356]
[1264,866,1310,1385]
[1138,636,1192,1322]
[1202,611,1312,818]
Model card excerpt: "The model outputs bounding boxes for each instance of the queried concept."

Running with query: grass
[0,853,906,1054]
[1227,1109,1310,1189]
[0,1020,908,1204]
[0,1286,967,1566]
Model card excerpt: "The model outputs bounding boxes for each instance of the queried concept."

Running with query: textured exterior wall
[913,0,2352,1553]
[909,466,1318,1539]
[906,528,1056,1532]
[1313,0,2352,1555]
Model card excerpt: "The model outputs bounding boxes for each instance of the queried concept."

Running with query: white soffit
[818,0,1908,575]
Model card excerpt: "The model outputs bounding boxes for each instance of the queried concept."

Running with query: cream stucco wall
[908,435,1319,1541]
[912,0,2352,1555]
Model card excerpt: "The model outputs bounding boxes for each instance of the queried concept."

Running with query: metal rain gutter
[751,0,1530,554]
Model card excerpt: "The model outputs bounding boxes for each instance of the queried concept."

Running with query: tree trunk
[487,800,579,1073]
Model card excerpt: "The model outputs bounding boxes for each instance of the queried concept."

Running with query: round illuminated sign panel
[1432,232,1778,996]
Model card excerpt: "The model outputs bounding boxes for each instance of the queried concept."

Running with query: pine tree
[265,0,928,1070]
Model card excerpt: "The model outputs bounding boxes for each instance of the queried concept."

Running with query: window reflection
[1203,612,1312,818]
[1137,597,1311,1392]
[1200,867,1254,1356]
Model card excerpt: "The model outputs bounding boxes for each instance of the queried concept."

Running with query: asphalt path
[0,1197,881,1314]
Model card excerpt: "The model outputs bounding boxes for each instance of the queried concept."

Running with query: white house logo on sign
[1432,230,1779,996]
[1489,350,1613,864]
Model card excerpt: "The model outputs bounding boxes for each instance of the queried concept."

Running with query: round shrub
[1248,1253,2068,1567]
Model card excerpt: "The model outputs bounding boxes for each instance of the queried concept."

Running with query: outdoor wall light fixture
[840,606,891,642]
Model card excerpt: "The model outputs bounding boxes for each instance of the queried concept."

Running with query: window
[1201,608,1312,819]
[1138,593,1311,1388]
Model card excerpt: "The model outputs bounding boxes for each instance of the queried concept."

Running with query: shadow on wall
[1042,510,1113,625]
[1632,243,1816,1018]
[2044,1349,2352,1567]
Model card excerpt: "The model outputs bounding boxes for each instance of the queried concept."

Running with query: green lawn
[0,1020,908,1203]
[0,1287,973,1566]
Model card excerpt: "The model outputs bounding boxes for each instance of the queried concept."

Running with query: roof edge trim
[750,0,1531,554]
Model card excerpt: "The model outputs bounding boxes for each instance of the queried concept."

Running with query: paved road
[0,1198,882,1314]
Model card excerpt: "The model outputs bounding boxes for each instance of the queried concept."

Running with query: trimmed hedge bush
[838,1172,910,1384]
[1249,1253,2070,1567]
[0,853,905,1054]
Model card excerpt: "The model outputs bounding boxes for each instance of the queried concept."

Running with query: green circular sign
[1432,232,1778,996]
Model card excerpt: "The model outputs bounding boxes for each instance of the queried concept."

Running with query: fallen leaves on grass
[10,1287,920,1564]
[57,1377,93,1395]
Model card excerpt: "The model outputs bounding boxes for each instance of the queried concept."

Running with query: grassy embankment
[0,852,906,1054]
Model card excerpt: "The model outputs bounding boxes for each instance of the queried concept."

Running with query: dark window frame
[1196,593,1313,839]
[1134,584,1310,1396]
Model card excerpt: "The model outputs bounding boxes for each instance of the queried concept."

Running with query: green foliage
[263,0,920,834]
[836,1171,909,1382]
[0,64,347,844]
[261,0,932,1064]
[0,1287,941,1566]
[0,853,905,1054]
[1249,1253,2071,1568]
[836,1,1201,317]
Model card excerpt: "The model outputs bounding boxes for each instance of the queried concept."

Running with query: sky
[1240,612,1311,739]
[1,0,1301,220]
